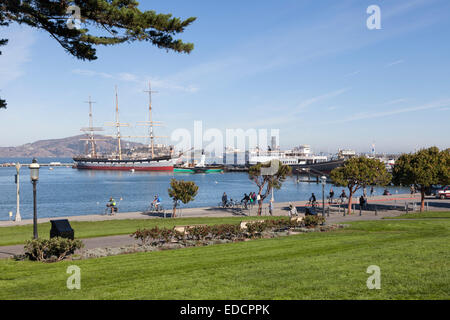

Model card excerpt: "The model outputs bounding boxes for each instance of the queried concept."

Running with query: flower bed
[131,216,327,246]
[79,222,347,259]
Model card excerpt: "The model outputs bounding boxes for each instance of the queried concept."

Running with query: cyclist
[241,193,250,209]
[152,195,161,210]
[309,193,317,207]
[106,197,117,214]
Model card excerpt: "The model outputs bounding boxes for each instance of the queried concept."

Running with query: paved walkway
[0,194,448,259]
[0,194,439,227]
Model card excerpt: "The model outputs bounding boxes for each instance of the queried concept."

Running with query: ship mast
[115,88,122,160]
[105,86,129,160]
[137,81,166,159]
[80,96,104,157]
[145,82,157,158]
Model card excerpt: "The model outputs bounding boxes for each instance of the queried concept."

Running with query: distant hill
[0,135,144,158]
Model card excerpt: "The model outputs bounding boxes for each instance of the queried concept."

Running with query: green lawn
[0,216,280,246]
[384,211,450,220]
[0,218,448,299]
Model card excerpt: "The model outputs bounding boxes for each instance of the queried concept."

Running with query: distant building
[271,136,277,151]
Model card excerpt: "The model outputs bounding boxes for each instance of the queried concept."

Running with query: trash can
[50,219,74,239]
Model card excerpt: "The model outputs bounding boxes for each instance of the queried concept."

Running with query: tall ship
[73,84,177,171]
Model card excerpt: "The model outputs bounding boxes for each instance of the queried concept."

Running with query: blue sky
[0,0,449,153]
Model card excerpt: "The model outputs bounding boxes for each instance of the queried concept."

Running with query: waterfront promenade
[0,194,448,259]
[0,194,447,227]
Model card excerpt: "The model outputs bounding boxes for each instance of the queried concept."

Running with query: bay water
[0,158,408,220]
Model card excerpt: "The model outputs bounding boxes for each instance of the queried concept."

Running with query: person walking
[329,188,335,203]
[222,192,228,207]
[359,195,366,210]
[288,202,297,217]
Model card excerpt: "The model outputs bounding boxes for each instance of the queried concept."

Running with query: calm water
[0,158,408,220]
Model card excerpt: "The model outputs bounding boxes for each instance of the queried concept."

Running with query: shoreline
[0,194,436,227]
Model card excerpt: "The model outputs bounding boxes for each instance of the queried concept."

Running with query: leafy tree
[392,147,449,211]
[248,160,291,216]
[168,178,198,217]
[0,0,196,107]
[330,157,391,214]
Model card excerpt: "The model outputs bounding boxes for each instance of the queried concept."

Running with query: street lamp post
[15,162,22,222]
[321,176,327,218]
[29,158,40,239]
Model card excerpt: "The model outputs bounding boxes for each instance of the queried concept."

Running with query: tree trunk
[257,186,264,216]
[172,206,177,218]
[420,187,425,212]
[348,191,353,214]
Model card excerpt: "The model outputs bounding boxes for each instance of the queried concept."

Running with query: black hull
[290,159,345,174]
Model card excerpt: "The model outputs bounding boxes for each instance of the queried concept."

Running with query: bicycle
[217,201,228,208]
[306,200,319,208]
[218,200,236,209]
[240,200,249,210]
[146,203,165,214]
[104,205,118,216]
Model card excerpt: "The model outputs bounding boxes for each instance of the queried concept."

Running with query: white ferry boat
[248,145,328,166]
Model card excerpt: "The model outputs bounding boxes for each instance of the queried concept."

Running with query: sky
[0,0,449,154]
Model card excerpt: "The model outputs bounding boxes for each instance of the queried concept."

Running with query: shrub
[265,218,293,229]
[187,225,210,240]
[246,221,267,235]
[132,227,183,245]
[24,237,84,262]
[304,215,325,227]
[131,218,298,245]
[210,224,243,240]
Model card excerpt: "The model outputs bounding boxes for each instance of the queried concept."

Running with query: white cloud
[294,88,350,113]
[323,99,450,124]
[383,98,408,105]
[344,70,361,77]
[71,69,199,93]
[229,88,350,128]
[385,60,405,68]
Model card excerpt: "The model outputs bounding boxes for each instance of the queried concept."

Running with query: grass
[0,216,281,246]
[0,218,449,299]
[384,211,450,220]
